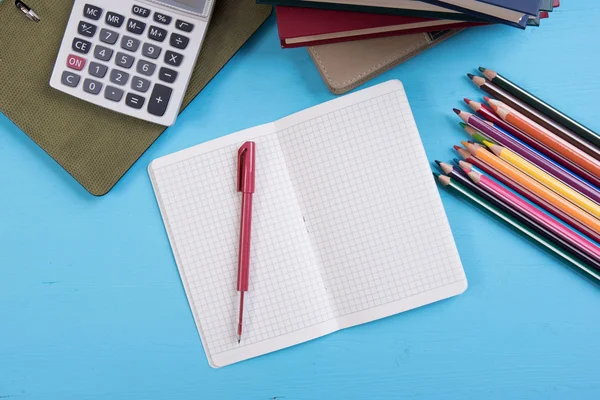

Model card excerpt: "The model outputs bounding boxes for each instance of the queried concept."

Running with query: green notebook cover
[0,0,272,196]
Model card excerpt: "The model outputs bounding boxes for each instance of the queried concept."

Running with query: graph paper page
[149,80,467,368]
[276,80,467,328]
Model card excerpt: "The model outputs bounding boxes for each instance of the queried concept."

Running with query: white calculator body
[50,0,215,126]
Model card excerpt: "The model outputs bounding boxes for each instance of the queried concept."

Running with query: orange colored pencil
[463,142,600,235]
[488,100,600,178]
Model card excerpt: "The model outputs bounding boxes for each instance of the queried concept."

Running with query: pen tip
[467,73,475,79]
[478,67,486,72]
[452,108,461,115]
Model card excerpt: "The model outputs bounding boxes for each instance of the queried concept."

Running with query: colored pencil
[485,142,600,217]
[467,170,600,263]
[464,98,600,188]
[459,122,489,144]
[455,109,600,204]
[458,159,600,244]
[468,74,600,161]
[488,102,600,178]
[463,142,600,234]
[479,67,600,149]
[435,173,600,282]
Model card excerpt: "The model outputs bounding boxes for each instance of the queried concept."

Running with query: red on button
[66,54,86,71]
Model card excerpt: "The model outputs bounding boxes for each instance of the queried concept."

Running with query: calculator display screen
[152,0,209,17]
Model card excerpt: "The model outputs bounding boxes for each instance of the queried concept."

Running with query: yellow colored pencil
[463,142,600,235]
[483,140,600,219]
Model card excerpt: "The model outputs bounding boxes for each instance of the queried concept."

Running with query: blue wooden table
[2,2,600,399]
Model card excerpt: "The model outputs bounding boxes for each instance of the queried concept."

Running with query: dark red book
[276,6,486,48]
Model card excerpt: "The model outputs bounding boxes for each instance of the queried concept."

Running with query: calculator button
[154,12,172,25]
[77,21,97,37]
[83,4,102,20]
[126,93,145,109]
[127,18,146,35]
[83,78,103,94]
[89,62,108,78]
[94,45,113,61]
[148,26,167,42]
[72,38,92,54]
[121,36,140,52]
[148,84,172,116]
[175,20,194,32]
[170,33,189,50]
[115,52,135,69]
[110,69,130,86]
[164,50,183,67]
[132,5,151,18]
[142,43,161,59]
[66,54,86,71]
[158,67,178,83]
[61,71,81,87]
[131,76,151,93]
[99,28,119,44]
[105,86,124,102]
[137,60,156,76]
[105,12,125,27]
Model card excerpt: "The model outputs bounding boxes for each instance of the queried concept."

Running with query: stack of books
[265,0,560,48]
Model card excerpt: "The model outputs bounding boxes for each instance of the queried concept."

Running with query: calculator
[49,0,215,126]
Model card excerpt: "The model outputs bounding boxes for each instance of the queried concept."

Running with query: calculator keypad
[53,1,210,125]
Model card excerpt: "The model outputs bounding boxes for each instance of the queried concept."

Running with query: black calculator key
[105,12,125,27]
[78,21,97,37]
[83,78,102,94]
[148,26,167,42]
[105,86,124,102]
[137,60,156,76]
[89,61,108,78]
[110,69,130,86]
[83,4,102,20]
[61,71,81,87]
[175,19,194,32]
[132,5,151,18]
[99,28,119,44]
[94,45,113,61]
[126,93,145,109]
[142,43,161,59]
[158,67,177,83]
[72,38,92,54]
[121,36,141,52]
[154,12,172,25]
[126,18,146,34]
[170,33,189,50]
[116,52,135,69]
[164,50,183,67]
[131,76,151,93]
[148,84,172,116]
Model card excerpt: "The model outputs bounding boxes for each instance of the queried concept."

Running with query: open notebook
[149,80,467,367]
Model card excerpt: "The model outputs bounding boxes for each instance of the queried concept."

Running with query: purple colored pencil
[456,110,600,206]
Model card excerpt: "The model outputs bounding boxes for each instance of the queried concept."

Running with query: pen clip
[237,141,256,193]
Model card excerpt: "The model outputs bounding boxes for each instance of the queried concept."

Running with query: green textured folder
[0,0,272,195]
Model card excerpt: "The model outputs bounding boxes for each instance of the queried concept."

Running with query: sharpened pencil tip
[463,98,471,105]
[483,96,492,103]
[434,160,442,166]
[459,122,467,128]
[478,67,486,73]
[452,108,461,115]
[453,145,461,151]
[467,73,475,79]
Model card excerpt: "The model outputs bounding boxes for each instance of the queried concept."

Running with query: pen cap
[237,142,256,193]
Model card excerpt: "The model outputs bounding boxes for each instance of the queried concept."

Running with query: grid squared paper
[149,81,467,367]
[277,90,466,321]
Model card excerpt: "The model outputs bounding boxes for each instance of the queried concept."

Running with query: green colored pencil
[435,172,600,284]
[479,67,600,148]
[459,122,490,144]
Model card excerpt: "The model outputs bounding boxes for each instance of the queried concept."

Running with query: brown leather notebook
[308,30,463,94]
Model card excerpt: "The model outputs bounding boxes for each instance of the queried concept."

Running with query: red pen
[236,141,256,343]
